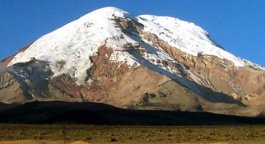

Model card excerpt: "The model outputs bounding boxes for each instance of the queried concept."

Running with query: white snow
[139,38,175,73]
[137,15,246,67]
[8,7,264,84]
[8,7,139,84]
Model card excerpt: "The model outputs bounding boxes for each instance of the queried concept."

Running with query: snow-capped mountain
[1,7,265,117]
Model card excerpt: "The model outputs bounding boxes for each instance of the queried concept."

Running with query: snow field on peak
[8,7,185,84]
[9,7,139,84]
[137,15,246,67]
[8,7,264,85]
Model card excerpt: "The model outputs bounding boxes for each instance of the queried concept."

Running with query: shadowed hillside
[0,101,264,125]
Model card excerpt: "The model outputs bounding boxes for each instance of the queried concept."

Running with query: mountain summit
[1,7,265,117]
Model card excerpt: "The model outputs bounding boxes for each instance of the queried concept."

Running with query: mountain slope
[1,7,265,117]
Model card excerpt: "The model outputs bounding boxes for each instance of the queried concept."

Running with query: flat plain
[0,124,265,144]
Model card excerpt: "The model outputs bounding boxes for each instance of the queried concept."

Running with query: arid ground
[0,125,265,144]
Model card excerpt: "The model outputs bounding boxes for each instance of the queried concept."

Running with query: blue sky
[0,0,264,66]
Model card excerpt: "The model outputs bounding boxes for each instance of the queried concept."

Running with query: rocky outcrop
[138,28,265,108]
[0,72,26,103]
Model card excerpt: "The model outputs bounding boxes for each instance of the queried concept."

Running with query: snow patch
[137,15,246,67]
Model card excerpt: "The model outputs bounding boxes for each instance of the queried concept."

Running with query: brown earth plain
[0,124,265,144]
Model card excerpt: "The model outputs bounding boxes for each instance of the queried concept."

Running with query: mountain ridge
[1,7,265,118]
[7,7,264,83]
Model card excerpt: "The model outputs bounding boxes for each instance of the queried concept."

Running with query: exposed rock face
[0,72,25,103]
[140,31,265,107]
[0,7,264,117]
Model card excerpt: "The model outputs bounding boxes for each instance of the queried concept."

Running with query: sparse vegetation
[0,124,265,143]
